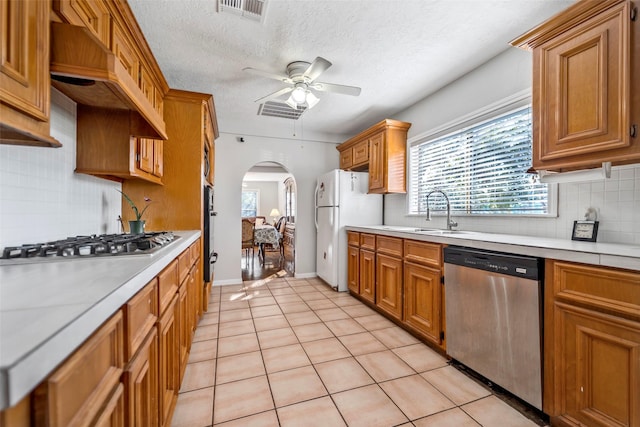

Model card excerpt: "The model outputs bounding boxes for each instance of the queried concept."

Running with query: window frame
[406,91,557,218]
[241,188,260,218]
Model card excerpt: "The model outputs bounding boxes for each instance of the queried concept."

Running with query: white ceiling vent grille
[218,0,267,23]
[258,101,306,120]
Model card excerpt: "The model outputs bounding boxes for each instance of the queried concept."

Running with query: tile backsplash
[0,90,121,248]
[384,164,640,246]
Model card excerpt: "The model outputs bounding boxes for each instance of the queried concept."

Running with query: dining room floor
[170,275,546,427]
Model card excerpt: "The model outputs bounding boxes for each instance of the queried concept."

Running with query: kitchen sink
[414,228,469,235]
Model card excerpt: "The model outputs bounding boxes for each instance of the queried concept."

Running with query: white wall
[213,134,338,285]
[386,48,640,245]
[0,90,121,248]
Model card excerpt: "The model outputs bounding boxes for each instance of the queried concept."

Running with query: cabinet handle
[631,125,637,138]
[631,6,637,21]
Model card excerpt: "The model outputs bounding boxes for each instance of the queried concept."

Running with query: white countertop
[346,225,640,272]
[0,230,200,410]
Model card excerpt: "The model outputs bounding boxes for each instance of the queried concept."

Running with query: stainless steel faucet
[425,190,458,230]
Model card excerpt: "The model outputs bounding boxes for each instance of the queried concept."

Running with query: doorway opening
[241,162,296,281]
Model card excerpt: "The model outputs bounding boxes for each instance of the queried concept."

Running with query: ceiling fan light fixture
[305,91,319,109]
[285,96,299,110]
[291,86,307,104]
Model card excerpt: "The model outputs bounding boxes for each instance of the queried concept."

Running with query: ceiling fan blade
[243,67,293,84]
[310,81,361,96]
[254,86,293,103]
[303,57,332,82]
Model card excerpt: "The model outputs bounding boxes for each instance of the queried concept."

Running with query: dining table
[253,224,280,264]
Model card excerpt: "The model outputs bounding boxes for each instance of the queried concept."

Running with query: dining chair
[241,218,255,264]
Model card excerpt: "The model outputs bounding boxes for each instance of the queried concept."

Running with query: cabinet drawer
[123,278,158,360]
[551,261,640,321]
[178,249,191,284]
[360,233,376,250]
[158,260,178,315]
[348,231,360,247]
[352,140,369,165]
[376,236,402,257]
[34,311,124,427]
[190,241,200,264]
[404,240,441,268]
[139,65,155,108]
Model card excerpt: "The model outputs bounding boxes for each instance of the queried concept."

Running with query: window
[409,104,555,216]
[241,189,259,217]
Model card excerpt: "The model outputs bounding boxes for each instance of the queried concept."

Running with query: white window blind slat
[408,106,550,215]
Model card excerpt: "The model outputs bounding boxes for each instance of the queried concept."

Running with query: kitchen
[1,0,639,426]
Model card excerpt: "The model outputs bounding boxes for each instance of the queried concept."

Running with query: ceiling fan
[243,56,361,110]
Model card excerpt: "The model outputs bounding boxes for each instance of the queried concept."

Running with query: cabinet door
[122,329,158,427]
[153,139,163,177]
[111,20,139,85]
[347,245,360,294]
[403,262,442,345]
[552,302,640,427]
[92,383,125,427]
[359,249,376,304]
[368,132,385,191]
[352,140,369,166]
[138,138,155,175]
[158,295,179,427]
[53,0,111,46]
[375,254,403,320]
[0,0,48,122]
[534,2,633,170]
[34,312,124,427]
[339,148,353,170]
[178,282,189,382]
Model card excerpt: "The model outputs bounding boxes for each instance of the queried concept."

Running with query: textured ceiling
[129,0,575,142]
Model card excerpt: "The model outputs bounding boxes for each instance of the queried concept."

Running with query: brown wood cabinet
[50,0,168,139]
[336,119,411,194]
[375,236,403,320]
[0,241,203,427]
[544,260,640,426]
[123,90,218,290]
[0,0,61,147]
[403,240,444,347]
[347,246,360,294]
[511,0,640,172]
[33,311,125,427]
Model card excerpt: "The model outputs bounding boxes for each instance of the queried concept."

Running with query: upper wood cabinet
[336,119,411,194]
[511,0,640,172]
[50,0,169,137]
[0,0,61,147]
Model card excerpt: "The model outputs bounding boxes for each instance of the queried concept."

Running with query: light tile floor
[171,275,545,427]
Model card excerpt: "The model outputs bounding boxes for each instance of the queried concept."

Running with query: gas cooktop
[0,232,178,264]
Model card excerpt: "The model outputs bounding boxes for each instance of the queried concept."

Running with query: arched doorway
[241,161,296,281]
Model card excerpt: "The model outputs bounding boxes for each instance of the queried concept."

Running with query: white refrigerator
[315,169,383,291]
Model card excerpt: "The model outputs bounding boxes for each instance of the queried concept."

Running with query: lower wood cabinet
[347,245,359,294]
[2,241,204,427]
[375,253,403,320]
[33,312,125,427]
[122,328,158,427]
[158,294,179,427]
[545,260,640,427]
[403,262,442,345]
[359,249,376,304]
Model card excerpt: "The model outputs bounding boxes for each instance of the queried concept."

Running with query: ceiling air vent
[218,0,267,23]
[258,101,306,120]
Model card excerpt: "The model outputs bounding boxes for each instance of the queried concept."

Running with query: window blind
[409,106,550,215]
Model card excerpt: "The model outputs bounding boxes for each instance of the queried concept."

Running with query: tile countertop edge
[345,226,640,272]
[0,230,200,411]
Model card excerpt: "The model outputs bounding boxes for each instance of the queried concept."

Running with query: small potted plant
[118,190,152,234]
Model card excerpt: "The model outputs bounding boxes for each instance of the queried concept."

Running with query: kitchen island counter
[346,225,640,271]
[0,230,200,410]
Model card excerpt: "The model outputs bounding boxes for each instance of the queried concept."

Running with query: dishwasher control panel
[444,246,541,280]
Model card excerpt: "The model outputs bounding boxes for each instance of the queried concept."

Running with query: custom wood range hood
[49,22,168,140]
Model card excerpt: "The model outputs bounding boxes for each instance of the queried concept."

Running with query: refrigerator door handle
[314,185,320,230]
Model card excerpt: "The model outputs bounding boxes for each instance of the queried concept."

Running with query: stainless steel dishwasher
[444,246,543,410]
